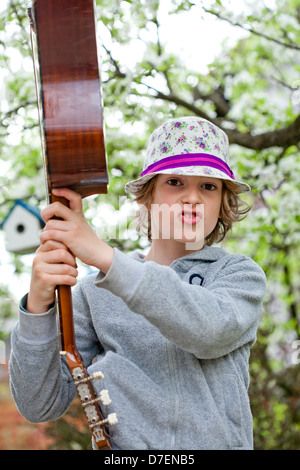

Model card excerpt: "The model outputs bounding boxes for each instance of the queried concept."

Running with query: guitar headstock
[72,366,118,448]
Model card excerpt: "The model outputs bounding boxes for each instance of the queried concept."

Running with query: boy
[10,116,266,449]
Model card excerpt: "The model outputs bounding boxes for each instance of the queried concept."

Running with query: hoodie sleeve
[9,284,100,424]
[95,248,266,359]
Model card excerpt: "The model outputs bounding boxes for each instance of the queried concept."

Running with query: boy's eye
[202,183,217,191]
[167,178,182,186]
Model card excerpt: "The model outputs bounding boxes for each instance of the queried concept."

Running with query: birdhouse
[1,200,45,254]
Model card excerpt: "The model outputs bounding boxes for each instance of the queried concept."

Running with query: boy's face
[149,174,223,250]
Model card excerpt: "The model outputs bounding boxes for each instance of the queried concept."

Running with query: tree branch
[0,100,37,127]
[101,44,126,79]
[102,25,300,151]
[202,8,300,51]
[193,85,230,117]
[225,115,300,150]
[140,82,212,120]
[141,82,300,150]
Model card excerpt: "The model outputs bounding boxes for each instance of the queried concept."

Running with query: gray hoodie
[9,245,266,450]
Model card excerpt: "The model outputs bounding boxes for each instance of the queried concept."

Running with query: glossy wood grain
[31,0,108,198]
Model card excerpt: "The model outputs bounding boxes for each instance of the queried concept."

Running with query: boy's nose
[182,187,202,205]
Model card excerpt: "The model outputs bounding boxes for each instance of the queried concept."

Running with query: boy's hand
[27,239,78,314]
[27,188,114,314]
[40,188,114,273]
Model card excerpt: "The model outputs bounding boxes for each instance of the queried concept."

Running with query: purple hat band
[140,153,235,180]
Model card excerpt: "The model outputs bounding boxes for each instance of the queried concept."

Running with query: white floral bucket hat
[125,116,250,195]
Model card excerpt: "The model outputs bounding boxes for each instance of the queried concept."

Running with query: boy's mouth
[181,210,202,225]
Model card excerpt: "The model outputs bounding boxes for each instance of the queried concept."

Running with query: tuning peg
[89,412,118,429]
[91,372,105,380]
[99,389,112,406]
[75,371,104,385]
[107,413,118,425]
[82,388,113,408]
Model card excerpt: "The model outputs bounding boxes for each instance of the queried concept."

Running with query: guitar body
[28,0,115,449]
[30,0,108,198]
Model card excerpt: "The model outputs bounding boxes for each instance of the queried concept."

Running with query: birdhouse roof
[1,200,45,229]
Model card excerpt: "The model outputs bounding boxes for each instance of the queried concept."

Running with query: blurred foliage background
[0,0,300,450]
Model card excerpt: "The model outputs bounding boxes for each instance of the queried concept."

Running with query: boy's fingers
[42,263,78,277]
[36,241,77,267]
[52,188,83,213]
[37,240,66,252]
[41,201,73,222]
[42,250,77,267]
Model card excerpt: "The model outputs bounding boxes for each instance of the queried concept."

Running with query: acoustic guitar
[27,0,117,449]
